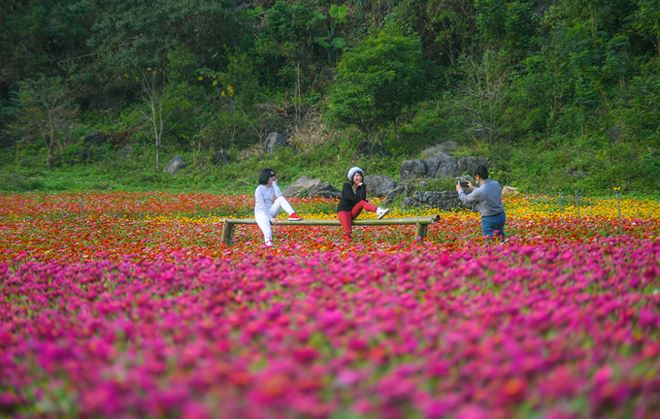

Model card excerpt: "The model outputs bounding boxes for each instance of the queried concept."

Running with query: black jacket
[337,182,367,212]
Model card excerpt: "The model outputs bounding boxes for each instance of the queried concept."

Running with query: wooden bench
[221,215,440,245]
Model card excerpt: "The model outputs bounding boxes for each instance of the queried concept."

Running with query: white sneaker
[265,240,273,247]
[376,207,390,219]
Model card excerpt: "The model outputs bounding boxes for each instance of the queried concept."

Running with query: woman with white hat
[337,166,389,243]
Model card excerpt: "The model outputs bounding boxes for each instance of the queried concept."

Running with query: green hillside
[1,0,657,195]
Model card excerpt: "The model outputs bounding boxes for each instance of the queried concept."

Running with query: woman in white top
[254,168,302,246]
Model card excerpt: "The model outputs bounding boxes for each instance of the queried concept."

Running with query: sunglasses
[270,173,276,178]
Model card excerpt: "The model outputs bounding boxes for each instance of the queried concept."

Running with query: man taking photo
[456,165,506,238]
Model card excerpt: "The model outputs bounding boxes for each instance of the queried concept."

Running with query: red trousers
[337,200,377,240]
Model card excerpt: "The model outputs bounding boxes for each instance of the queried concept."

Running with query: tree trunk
[46,113,55,166]
[141,70,167,171]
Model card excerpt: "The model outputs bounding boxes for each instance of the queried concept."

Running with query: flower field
[1,192,658,418]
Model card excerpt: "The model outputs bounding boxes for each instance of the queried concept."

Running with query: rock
[283,176,341,198]
[417,142,488,178]
[364,174,397,197]
[84,131,106,146]
[405,190,459,210]
[107,131,131,147]
[263,132,288,153]
[400,159,427,181]
[426,152,457,178]
[419,141,458,159]
[383,186,404,206]
[211,149,230,165]
[404,190,477,211]
[566,168,587,179]
[396,142,490,209]
[163,156,186,175]
[502,185,520,195]
[117,144,133,158]
[402,196,416,207]
[398,180,418,197]
[356,141,391,157]
[456,156,489,177]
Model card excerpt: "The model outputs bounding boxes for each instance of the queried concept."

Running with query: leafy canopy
[327,29,424,140]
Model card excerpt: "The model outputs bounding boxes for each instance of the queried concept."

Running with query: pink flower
[456,404,490,419]
[637,308,658,329]
[293,346,319,364]
[182,401,210,419]
[0,391,21,409]
[335,368,366,387]
[420,394,462,418]
[348,337,368,352]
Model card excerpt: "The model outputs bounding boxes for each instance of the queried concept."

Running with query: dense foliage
[0,0,657,194]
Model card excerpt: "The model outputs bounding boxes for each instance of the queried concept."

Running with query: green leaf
[329,4,339,19]
[315,37,331,49]
[331,37,347,49]
[329,4,348,23]
[335,5,349,23]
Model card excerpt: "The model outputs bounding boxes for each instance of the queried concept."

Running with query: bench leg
[417,223,427,242]
[221,222,234,246]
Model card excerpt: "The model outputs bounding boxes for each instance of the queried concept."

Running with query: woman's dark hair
[258,168,276,185]
[474,165,489,179]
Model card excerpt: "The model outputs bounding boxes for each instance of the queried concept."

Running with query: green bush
[0,172,44,192]
[499,135,657,195]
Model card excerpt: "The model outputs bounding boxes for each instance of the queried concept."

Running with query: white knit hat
[347,166,364,181]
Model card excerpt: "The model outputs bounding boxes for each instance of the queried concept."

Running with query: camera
[460,181,470,188]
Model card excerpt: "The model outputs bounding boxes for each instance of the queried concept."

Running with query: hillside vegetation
[0,0,657,195]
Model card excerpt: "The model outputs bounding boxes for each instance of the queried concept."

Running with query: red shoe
[288,213,303,221]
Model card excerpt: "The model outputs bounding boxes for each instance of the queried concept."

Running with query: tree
[9,75,78,166]
[326,29,424,147]
[0,0,95,98]
[474,0,539,58]
[163,47,211,163]
[632,0,660,57]
[423,0,477,65]
[139,69,169,171]
[458,50,511,143]
[86,0,250,108]
[252,0,342,92]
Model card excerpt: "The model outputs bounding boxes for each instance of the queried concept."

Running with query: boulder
[84,130,106,147]
[425,152,457,178]
[364,174,397,197]
[383,185,405,206]
[396,142,490,209]
[419,141,458,159]
[456,156,489,177]
[263,132,288,153]
[502,185,520,196]
[356,141,391,157]
[211,149,230,165]
[163,156,186,175]
[107,131,131,147]
[404,190,477,211]
[566,168,587,179]
[400,159,427,181]
[283,176,341,198]
[418,142,489,178]
[117,144,133,159]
